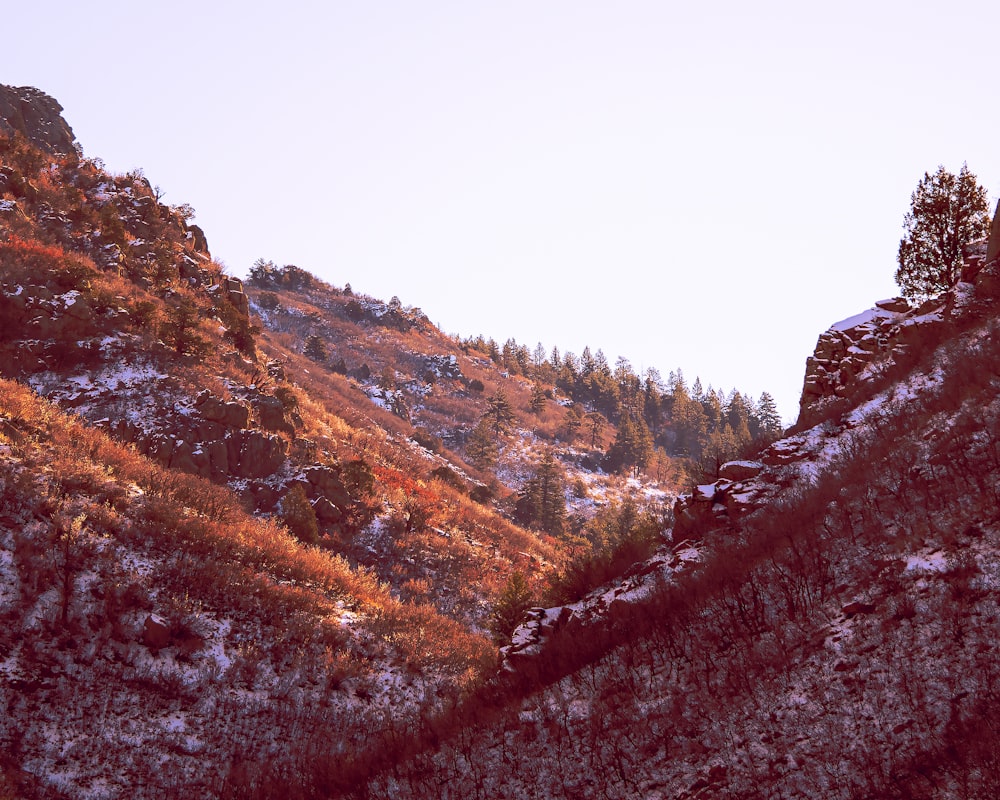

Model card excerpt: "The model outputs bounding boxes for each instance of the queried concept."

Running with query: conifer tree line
[460,335,784,473]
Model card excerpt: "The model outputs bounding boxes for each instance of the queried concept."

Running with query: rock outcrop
[0,85,77,156]
[797,210,1000,430]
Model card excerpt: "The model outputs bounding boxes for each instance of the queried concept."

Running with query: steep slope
[0,90,506,798]
[0,87,689,798]
[311,229,1000,798]
[9,82,988,800]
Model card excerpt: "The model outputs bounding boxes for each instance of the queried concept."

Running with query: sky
[5,1,1000,422]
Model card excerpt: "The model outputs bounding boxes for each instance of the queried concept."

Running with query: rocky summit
[0,85,76,156]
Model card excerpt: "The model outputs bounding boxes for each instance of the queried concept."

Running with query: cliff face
[0,85,77,155]
[795,208,1000,430]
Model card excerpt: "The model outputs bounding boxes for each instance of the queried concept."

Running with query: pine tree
[515,451,566,535]
[484,389,516,439]
[605,412,654,477]
[756,391,783,439]
[559,404,583,442]
[530,384,547,415]
[488,572,533,645]
[161,296,207,356]
[303,333,328,363]
[896,163,990,301]
[466,419,499,468]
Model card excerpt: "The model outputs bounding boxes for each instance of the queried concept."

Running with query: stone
[223,402,250,429]
[0,85,77,156]
[304,465,348,501]
[220,276,249,317]
[762,440,805,466]
[168,440,199,475]
[195,391,249,428]
[195,391,227,421]
[203,439,229,479]
[312,495,343,523]
[249,481,280,512]
[187,223,210,256]
[253,394,292,434]
[718,460,764,481]
[142,614,171,649]
[231,430,287,478]
[842,600,876,617]
[875,297,911,313]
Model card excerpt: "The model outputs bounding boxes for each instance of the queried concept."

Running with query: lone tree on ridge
[896,163,990,301]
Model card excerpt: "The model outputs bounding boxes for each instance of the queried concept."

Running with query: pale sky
[6,1,1000,421]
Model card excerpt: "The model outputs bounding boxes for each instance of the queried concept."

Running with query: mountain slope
[304,225,1000,798]
[6,83,998,800]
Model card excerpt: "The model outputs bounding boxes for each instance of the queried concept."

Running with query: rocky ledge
[0,85,77,156]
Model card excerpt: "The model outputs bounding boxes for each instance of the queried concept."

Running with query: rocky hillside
[315,215,1000,798]
[5,83,998,800]
[0,85,754,799]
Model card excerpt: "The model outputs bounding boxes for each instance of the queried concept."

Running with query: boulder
[312,496,343,523]
[842,600,877,617]
[203,439,229,480]
[249,481,280,512]
[195,391,249,428]
[168,440,199,475]
[303,465,348,500]
[142,614,171,650]
[253,394,292,434]
[875,297,911,313]
[719,460,764,481]
[187,223,210,256]
[221,276,249,317]
[229,430,287,478]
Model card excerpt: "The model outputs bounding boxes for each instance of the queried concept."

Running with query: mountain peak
[0,84,77,156]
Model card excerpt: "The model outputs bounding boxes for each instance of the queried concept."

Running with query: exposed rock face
[671,469,775,542]
[501,548,700,675]
[718,460,764,481]
[0,85,77,156]
[797,206,1000,430]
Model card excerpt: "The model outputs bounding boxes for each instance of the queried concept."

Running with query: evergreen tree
[248,258,278,287]
[466,419,499,468]
[726,390,752,445]
[559,404,583,442]
[896,163,990,300]
[530,384,547,415]
[484,389,516,439]
[670,384,708,459]
[488,572,533,645]
[756,391,783,438]
[701,425,741,477]
[514,450,567,536]
[585,411,606,449]
[605,412,654,477]
[303,333,328,363]
[162,296,207,356]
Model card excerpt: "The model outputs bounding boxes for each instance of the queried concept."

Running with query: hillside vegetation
[3,88,999,800]
[0,98,782,797]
